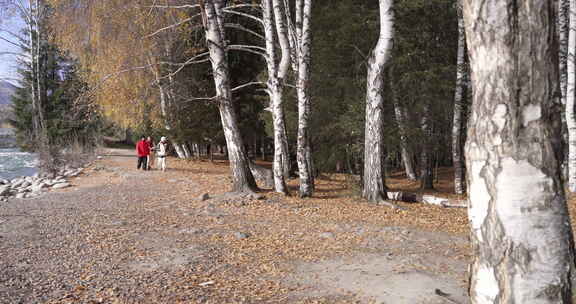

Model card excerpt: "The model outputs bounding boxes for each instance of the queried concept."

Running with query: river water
[0,148,39,180]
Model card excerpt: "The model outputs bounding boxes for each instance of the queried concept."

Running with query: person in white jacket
[156,136,168,172]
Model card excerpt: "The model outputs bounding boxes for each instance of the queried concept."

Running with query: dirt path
[0,149,471,303]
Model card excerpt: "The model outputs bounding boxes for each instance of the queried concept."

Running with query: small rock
[11,179,24,187]
[245,193,264,200]
[198,193,210,201]
[15,193,25,199]
[0,186,10,196]
[27,192,39,198]
[20,181,31,188]
[53,179,67,185]
[320,232,335,239]
[180,228,203,234]
[52,183,70,189]
[31,183,47,193]
[234,232,251,240]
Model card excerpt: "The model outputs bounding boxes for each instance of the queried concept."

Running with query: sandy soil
[1,149,478,303]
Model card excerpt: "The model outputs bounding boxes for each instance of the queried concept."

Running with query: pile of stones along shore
[0,166,86,202]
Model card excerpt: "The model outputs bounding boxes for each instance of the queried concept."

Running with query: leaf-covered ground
[2,149,574,303]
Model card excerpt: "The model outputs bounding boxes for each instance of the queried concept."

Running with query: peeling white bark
[362,0,394,203]
[262,0,289,194]
[295,0,314,197]
[463,0,575,302]
[202,0,257,193]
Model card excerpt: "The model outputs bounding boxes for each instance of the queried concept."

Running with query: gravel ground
[0,149,473,303]
[0,151,229,303]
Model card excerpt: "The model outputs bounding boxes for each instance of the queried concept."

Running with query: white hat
[161,136,167,141]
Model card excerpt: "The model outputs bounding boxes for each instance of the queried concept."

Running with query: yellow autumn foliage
[47,0,195,129]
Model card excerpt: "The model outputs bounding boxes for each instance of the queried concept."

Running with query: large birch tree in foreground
[362,0,393,203]
[463,0,575,302]
[201,0,258,193]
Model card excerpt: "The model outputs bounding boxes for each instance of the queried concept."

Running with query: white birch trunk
[558,0,570,182]
[463,0,575,302]
[389,67,417,181]
[172,144,184,159]
[567,0,576,192]
[295,0,314,197]
[182,143,192,159]
[202,0,257,193]
[420,103,434,190]
[26,4,39,136]
[362,0,394,203]
[452,1,466,194]
[560,0,569,108]
[25,0,50,169]
[150,58,187,160]
[273,0,292,180]
[263,0,288,194]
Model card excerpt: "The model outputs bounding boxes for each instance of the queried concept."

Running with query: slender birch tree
[452,0,466,194]
[200,0,258,193]
[272,0,292,180]
[284,0,315,197]
[463,0,575,302]
[568,0,576,192]
[362,0,393,203]
[419,102,434,190]
[560,0,569,108]
[389,66,417,181]
[262,0,290,194]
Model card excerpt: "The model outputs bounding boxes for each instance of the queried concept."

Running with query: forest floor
[2,148,575,304]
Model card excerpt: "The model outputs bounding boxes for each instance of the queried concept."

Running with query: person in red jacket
[136,136,150,170]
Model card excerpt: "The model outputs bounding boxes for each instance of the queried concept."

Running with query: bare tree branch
[0,35,22,48]
[183,96,218,102]
[144,14,202,38]
[228,45,268,58]
[156,51,210,81]
[225,3,262,11]
[0,51,26,57]
[222,9,264,26]
[225,23,265,40]
[231,81,266,92]
[143,4,200,9]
